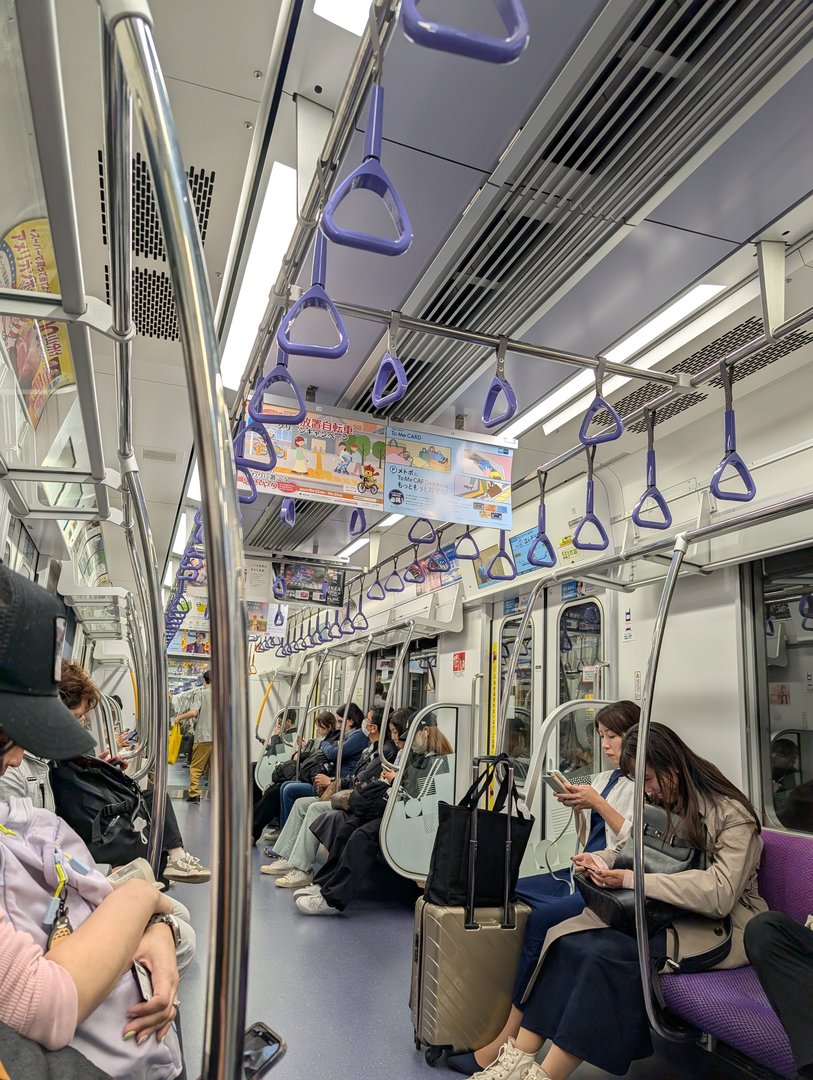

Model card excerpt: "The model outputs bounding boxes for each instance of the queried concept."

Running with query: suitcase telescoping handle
[465,757,517,931]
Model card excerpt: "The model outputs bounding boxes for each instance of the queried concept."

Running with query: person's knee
[745,911,792,964]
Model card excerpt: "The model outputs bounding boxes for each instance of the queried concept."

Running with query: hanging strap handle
[631,410,672,530]
[280,498,296,527]
[367,570,386,601]
[233,416,276,474]
[408,517,436,545]
[321,85,413,257]
[236,463,257,505]
[799,594,813,619]
[527,469,557,567]
[454,527,481,561]
[481,337,517,429]
[579,359,625,446]
[401,0,530,64]
[349,508,367,536]
[572,446,610,551]
[426,528,451,573]
[248,347,307,426]
[371,311,408,408]
[276,231,349,359]
[384,556,405,593]
[329,607,343,640]
[486,529,517,580]
[340,599,355,636]
[709,361,757,503]
[351,587,369,631]
[403,545,426,584]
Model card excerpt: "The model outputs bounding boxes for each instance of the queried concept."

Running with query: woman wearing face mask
[465,723,765,1080]
[449,701,639,1075]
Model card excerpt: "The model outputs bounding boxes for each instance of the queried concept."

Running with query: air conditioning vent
[104,265,179,341]
[141,446,178,464]
[245,500,336,551]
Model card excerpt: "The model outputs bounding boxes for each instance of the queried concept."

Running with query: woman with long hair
[466,723,765,1080]
[450,701,640,1074]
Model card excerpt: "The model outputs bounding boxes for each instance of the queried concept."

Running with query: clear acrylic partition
[499,616,533,783]
[380,703,463,882]
[253,705,304,790]
[557,600,603,778]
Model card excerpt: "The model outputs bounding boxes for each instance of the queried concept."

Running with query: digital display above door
[278,561,345,607]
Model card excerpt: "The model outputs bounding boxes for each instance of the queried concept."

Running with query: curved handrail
[401,0,530,64]
[110,18,251,1080]
[376,620,416,770]
[522,698,614,814]
[276,231,349,359]
[322,84,412,257]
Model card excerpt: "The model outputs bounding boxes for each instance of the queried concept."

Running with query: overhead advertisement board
[383,422,515,529]
[238,399,387,510]
[244,554,343,610]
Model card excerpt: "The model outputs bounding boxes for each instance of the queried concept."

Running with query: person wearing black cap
[0,564,185,1070]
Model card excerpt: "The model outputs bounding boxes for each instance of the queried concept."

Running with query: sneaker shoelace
[487,1044,525,1079]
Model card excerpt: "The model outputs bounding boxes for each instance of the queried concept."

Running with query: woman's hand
[586,867,627,890]
[313,773,331,793]
[125,922,180,1044]
[554,783,602,812]
[381,767,396,785]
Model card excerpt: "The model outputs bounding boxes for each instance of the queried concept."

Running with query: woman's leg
[473,1006,524,1068]
[252,783,282,842]
[272,796,316,861]
[279,781,313,825]
[533,1042,581,1080]
[286,802,331,872]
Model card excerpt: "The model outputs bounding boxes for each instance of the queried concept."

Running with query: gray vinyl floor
[169,795,751,1080]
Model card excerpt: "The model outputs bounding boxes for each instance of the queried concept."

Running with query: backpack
[49,757,152,868]
[0,797,182,1079]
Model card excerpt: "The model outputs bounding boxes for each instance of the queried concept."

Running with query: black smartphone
[242,1022,286,1078]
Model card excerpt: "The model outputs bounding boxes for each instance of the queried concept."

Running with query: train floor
[170,796,750,1080]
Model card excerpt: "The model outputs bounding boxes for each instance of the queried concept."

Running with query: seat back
[758,828,813,923]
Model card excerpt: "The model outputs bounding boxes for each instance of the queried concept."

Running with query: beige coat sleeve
[642,807,762,919]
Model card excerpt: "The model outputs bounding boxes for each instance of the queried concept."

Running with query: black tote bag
[424,756,533,907]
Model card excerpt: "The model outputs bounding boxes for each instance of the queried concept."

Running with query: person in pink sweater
[0,564,183,1072]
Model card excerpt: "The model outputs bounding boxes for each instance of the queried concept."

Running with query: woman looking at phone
[449,700,639,1075]
[463,723,764,1080]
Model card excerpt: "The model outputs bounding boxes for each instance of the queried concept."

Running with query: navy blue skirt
[520,928,666,1076]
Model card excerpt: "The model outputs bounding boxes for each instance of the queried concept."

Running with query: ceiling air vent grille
[245,501,335,551]
[140,446,178,464]
[105,265,179,341]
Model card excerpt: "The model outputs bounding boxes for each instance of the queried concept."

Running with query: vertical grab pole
[125,602,155,781]
[334,635,374,781]
[633,536,690,1041]
[294,652,329,779]
[495,581,544,754]
[108,14,251,1080]
[102,26,168,867]
[377,621,416,769]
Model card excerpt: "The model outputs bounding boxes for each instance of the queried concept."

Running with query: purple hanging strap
[630,410,672,530]
[426,529,451,573]
[527,470,556,567]
[486,530,517,580]
[280,498,296,527]
[276,231,349,359]
[579,359,625,446]
[572,446,610,551]
[329,607,343,640]
[367,572,386,601]
[248,348,307,426]
[403,546,426,584]
[408,517,436,545]
[454,528,480,561]
[371,311,408,408]
[384,558,405,592]
[349,507,367,536]
[401,0,530,64]
[233,416,276,473]
[236,463,257,505]
[482,337,517,429]
[709,361,756,503]
[322,85,413,257]
[352,588,369,631]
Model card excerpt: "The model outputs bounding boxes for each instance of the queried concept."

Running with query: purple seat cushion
[661,966,797,1079]
[758,829,813,924]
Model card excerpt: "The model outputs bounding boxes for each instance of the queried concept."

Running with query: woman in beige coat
[469,724,766,1080]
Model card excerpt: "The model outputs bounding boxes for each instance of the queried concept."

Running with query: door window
[557,600,603,776]
[500,618,532,780]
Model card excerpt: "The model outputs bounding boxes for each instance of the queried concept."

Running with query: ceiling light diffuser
[313,0,370,35]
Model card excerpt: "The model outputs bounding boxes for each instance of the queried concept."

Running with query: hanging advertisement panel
[0,218,76,426]
[239,399,387,510]
[383,422,514,529]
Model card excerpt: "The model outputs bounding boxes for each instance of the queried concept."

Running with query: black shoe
[185,794,201,803]
[447,1051,479,1075]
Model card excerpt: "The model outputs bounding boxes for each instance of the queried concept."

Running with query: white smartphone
[542,770,570,794]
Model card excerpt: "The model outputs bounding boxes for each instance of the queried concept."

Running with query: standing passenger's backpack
[49,756,151,868]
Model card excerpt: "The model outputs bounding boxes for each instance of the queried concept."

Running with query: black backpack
[50,756,152,868]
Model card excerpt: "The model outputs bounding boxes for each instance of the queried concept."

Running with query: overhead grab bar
[579,358,625,446]
[322,84,413,257]
[572,446,610,551]
[276,231,349,360]
[631,409,672,531]
[527,469,556,567]
[371,310,408,408]
[248,347,307,427]
[709,360,757,502]
[482,337,517,430]
[401,0,530,64]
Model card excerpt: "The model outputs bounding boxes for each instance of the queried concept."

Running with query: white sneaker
[295,892,339,916]
[275,868,312,888]
[261,828,280,843]
[471,1040,536,1080]
[164,852,211,883]
[259,858,291,876]
[293,883,321,899]
[521,1066,550,1080]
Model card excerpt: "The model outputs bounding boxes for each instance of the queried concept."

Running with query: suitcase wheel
[425,1046,443,1066]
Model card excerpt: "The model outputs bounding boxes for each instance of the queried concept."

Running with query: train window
[500,617,532,780]
[407,642,437,713]
[558,600,603,777]
[371,647,397,708]
[758,553,813,833]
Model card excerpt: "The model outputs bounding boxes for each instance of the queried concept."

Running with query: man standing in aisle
[182,670,212,803]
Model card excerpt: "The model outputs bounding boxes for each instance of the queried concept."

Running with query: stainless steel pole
[495,582,546,755]
[377,622,416,769]
[334,636,374,780]
[109,14,250,1080]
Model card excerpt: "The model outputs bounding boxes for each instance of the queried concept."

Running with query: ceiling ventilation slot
[140,447,178,464]
[589,316,813,435]
[245,501,336,552]
[105,265,179,340]
[358,0,813,425]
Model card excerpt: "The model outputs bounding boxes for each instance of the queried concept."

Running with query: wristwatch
[148,912,181,948]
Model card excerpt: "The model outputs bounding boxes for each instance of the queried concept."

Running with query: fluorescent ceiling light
[171,512,188,556]
[379,513,404,529]
[502,283,727,441]
[163,561,175,588]
[220,161,297,390]
[186,462,201,503]
[313,0,369,35]
[338,536,370,558]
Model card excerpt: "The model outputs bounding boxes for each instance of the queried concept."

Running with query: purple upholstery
[661,829,813,1079]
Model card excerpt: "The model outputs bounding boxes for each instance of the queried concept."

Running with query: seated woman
[252,711,335,843]
[466,723,765,1080]
[448,700,639,1073]
[0,565,192,1079]
[294,714,453,915]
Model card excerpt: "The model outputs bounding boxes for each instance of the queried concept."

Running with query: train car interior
[2,1,813,1079]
